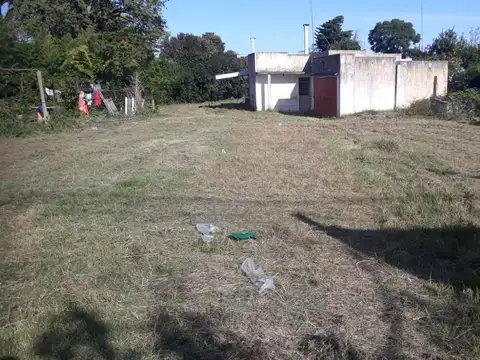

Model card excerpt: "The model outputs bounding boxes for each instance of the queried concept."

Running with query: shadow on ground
[298,330,365,360]
[150,307,266,360]
[16,301,268,360]
[2,299,369,360]
[32,302,125,360]
[278,110,320,118]
[199,102,251,111]
[294,212,480,358]
[293,212,480,291]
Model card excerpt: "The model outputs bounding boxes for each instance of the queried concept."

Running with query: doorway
[298,77,310,113]
[314,76,338,117]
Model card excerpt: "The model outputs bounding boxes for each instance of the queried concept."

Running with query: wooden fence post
[36,70,49,120]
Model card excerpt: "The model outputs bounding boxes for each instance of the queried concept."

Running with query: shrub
[450,89,480,116]
[0,102,33,137]
[404,99,434,117]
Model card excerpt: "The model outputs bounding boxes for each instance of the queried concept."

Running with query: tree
[161,33,246,103]
[0,0,247,115]
[429,29,463,57]
[161,32,225,65]
[368,19,420,54]
[314,16,360,52]
[6,0,167,39]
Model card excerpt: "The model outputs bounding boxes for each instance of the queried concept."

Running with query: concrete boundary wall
[353,57,397,113]
[395,61,448,108]
[338,54,448,116]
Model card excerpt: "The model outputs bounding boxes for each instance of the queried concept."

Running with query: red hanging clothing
[94,90,101,107]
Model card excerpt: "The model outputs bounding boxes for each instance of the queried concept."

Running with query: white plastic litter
[196,223,221,243]
[201,234,214,243]
[240,258,275,293]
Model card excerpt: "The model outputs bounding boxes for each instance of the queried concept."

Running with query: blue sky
[2,1,478,55]
[164,0,480,55]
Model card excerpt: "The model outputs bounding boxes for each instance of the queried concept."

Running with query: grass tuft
[372,138,399,153]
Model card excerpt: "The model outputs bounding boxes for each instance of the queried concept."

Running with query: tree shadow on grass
[150,307,266,360]
[294,212,480,358]
[32,302,137,360]
[298,330,366,360]
[293,212,480,292]
[199,102,251,111]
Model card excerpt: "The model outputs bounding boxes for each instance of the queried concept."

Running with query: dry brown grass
[1,103,480,360]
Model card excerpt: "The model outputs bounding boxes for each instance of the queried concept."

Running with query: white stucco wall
[255,76,263,111]
[353,57,397,113]
[255,53,310,73]
[338,55,397,115]
[339,54,355,116]
[255,74,300,112]
[395,61,448,108]
[339,56,447,115]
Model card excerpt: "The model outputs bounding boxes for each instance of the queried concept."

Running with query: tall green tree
[428,28,480,90]
[161,33,246,103]
[368,19,420,54]
[5,0,167,39]
[314,16,361,52]
[429,29,464,58]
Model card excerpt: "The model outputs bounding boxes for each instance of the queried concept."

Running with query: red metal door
[314,77,338,117]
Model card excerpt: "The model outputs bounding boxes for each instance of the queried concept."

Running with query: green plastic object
[230,232,257,240]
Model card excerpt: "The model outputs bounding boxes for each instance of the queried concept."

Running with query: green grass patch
[372,138,399,153]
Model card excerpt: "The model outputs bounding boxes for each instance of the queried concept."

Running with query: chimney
[303,24,309,54]
[250,37,256,53]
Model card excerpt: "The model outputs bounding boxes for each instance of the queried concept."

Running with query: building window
[299,78,310,96]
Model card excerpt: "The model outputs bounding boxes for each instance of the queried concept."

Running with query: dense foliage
[0,0,247,109]
[314,16,361,52]
[427,29,480,91]
[368,19,421,54]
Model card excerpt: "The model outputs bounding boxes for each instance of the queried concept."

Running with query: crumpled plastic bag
[196,223,221,243]
[240,258,275,293]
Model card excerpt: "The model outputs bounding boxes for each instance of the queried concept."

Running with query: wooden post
[433,76,438,97]
[36,70,49,120]
[151,99,155,110]
[133,71,142,111]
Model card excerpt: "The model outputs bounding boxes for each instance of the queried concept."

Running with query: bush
[451,88,480,103]
[0,101,81,138]
[0,102,33,137]
[42,108,82,133]
[404,99,434,117]
[451,89,480,116]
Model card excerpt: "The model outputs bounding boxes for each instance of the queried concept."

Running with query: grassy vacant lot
[1,102,480,360]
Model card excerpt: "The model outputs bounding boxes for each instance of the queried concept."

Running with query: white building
[246,50,448,117]
[217,26,449,117]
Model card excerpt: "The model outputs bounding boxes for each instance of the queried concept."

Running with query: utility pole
[421,0,424,52]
